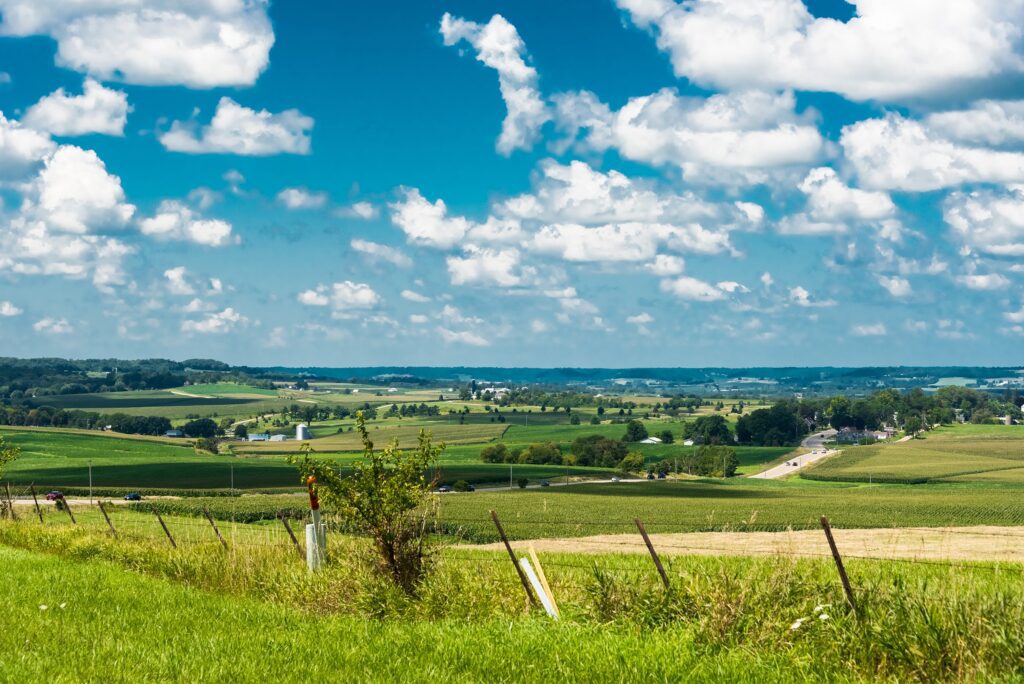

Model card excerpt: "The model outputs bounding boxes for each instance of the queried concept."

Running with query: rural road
[749,429,839,480]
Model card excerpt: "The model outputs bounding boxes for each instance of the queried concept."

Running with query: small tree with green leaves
[289,412,443,595]
[0,435,20,480]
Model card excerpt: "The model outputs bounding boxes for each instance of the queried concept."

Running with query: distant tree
[233,424,249,440]
[904,414,924,437]
[692,445,738,477]
[589,416,600,425]
[571,434,628,467]
[597,406,605,416]
[518,442,562,465]
[622,419,649,442]
[183,418,218,439]
[570,414,581,425]
[658,429,674,444]
[517,478,529,489]
[826,396,854,430]
[683,415,732,445]
[618,451,645,472]
[480,443,508,463]
[452,480,471,492]
[194,437,219,454]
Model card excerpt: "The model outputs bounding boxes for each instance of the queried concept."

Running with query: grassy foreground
[0,546,828,682]
[3,520,1024,681]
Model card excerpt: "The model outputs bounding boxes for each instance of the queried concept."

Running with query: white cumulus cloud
[277,187,327,210]
[22,78,129,137]
[160,98,313,156]
[852,323,887,337]
[615,0,1024,102]
[0,301,22,316]
[181,307,248,335]
[0,0,275,88]
[33,317,72,334]
[351,239,412,268]
[841,114,1024,191]
[440,13,550,155]
[944,186,1024,257]
[140,200,235,247]
[298,281,381,313]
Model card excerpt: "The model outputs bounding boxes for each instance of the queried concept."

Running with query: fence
[4,479,1024,619]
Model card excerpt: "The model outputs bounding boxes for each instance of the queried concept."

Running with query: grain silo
[296,423,311,441]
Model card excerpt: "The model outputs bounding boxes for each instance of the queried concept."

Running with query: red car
[45,491,63,501]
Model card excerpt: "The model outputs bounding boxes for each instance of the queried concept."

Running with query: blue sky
[0,0,1023,367]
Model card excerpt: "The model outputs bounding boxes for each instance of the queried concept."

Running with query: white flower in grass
[39,605,47,611]
[790,617,805,630]
[59,603,67,609]
[814,603,831,614]
[819,613,830,621]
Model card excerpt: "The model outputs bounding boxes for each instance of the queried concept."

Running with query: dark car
[658,472,667,479]
[464,484,476,492]
[123,492,143,501]
[437,485,452,493]
[540,480,550,487]
[45,491,63,501]
[647,472,655,480]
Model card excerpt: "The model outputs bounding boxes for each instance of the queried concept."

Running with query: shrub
[480,443,508,463]
[658,430,674,444]
[618,451,645,473]
[289,411,443,596]
[517,478,529,489]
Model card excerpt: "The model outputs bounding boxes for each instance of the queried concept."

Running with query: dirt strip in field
[472,526,1024,563]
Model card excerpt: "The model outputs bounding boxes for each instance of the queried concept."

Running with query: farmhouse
[639,436,662,444]
[248,433,270,442]
[165,429,183,438]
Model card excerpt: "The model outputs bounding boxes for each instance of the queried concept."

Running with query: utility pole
[88,460,93,503]
[510,464,513,490]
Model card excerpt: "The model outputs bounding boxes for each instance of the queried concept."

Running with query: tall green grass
[2,521,1024,681]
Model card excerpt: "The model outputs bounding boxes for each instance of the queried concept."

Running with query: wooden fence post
[820,516,857,613]
[60,496,76,525]
[29,485,43,524]
[2,482,15,520]
[278,511,303,558]
[203,506,228,551]
[152,504,176,548]
[635,518,670,589]
[490,510,538,608]
[98,501,117,539]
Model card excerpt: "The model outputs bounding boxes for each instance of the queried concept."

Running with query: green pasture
[804,425,1024,484]
[436,479,1024,541]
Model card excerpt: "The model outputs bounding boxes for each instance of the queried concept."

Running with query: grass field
[3,521,1024,681]
[804,425,1024,484]
[0,427,614,490]
[436,479,1024,541]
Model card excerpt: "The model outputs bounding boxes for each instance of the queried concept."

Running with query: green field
[2,522,1023,681]
[804,425,1024,484]
[437,479,1024,541]
[0,427,615,490]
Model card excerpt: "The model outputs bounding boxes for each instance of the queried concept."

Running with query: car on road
[436,485,452,493]
[647,472,655,480]
[123,492,143,501]
[658,472,667,479]
[45,491,63,501]
[464,484,476,492]
[611,476,621,482]
[540,480,550,487]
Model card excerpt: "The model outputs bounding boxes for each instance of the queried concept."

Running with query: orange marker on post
[305,475,326,571]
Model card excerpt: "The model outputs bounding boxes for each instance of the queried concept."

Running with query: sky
[0,0,1023,368]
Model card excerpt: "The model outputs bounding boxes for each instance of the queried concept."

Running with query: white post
[89,461,93,504]
[519,557,558,619]
[305,477,326,572]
